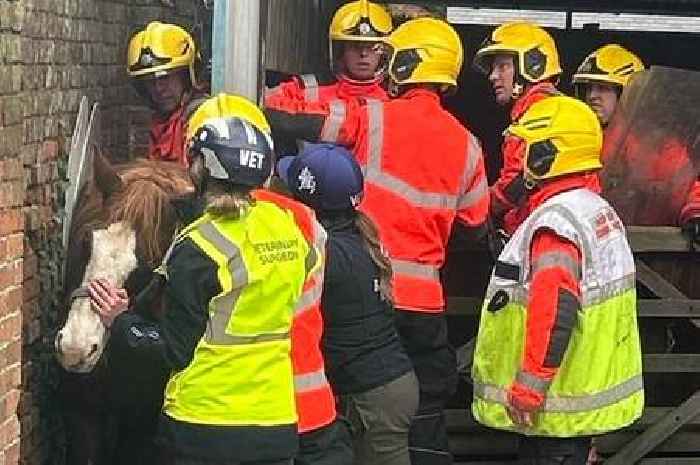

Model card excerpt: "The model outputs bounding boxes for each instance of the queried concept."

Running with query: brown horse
[55,154,192,465]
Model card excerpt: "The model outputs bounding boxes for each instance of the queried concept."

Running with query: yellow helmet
[474,22,561,85]
[186,93,271,144]
[328,0,393,75]
[127,21,197,86]
[573,44,644,90]
[507,96,602,184]
[384,18,463,87]
[329,0,393,43]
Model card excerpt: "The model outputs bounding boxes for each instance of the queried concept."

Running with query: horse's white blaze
[56,222,138,373]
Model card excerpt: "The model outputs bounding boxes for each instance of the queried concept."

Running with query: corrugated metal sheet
[447,7,567,28]
[265,0,326,74]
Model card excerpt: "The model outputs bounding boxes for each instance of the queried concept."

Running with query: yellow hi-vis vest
[161,200,318,427]
[472,188,643,437]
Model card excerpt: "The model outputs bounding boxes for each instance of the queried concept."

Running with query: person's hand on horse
[88,279,129,328]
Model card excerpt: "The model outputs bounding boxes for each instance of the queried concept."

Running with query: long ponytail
[354,211,393,303]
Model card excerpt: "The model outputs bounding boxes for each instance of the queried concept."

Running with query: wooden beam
[643,354,700,373]
[627,226,690,252]
[445,407,700,433]
[635,259,688,299]
[637,299,700,318]
[605,390,700,464]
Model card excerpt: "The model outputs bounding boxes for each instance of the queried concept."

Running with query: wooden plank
[634,259,700,327]
[635,259,688,299]
[446,298,700,318]
[605,390,700,464]
[644,354,700,373]
[445,407,700,433]
[627,226,689,253]
[639,460,700,465]
[637,299,700,318]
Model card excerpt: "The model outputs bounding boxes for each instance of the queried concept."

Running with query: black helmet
[189,117,274,188]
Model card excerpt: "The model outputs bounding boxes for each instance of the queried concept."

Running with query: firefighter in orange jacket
[573,44,700,232]
[266,18,490,465]
[474,22,562,234]
[128,21,207,166]
[265,0,391,108]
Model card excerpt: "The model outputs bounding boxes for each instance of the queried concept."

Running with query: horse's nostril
[88,344,99,357]
[55,332,63,352]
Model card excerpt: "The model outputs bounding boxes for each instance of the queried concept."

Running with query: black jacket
[321,216,413,394]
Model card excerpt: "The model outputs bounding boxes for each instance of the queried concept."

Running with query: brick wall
[0,1,196,463]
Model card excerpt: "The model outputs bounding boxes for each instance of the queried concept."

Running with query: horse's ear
[93,149,124,199]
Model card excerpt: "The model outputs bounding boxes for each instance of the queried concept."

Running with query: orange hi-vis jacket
[491,82,560,234]
[253,190,336,433]
[266,88,490,312]
[266,73,388,105]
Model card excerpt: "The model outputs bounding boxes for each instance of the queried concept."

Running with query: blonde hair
[189,156,255,220]
[355,210,393,303]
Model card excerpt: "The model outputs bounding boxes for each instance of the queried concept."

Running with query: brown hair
[355,210,393,303]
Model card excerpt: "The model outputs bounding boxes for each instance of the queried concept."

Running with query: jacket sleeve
[159,238,221,371]
[679,178,700,226]
[264,77,307,103]
[455,133,490,237]
[265,96,365,150]
[509,227,582,410]
[490,135,527,224]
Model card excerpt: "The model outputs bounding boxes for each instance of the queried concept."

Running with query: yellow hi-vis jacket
[161,198,321,427]
[472,188,644,437]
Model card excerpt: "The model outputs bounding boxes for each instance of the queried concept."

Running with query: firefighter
[265,0,391,107]
[88,94,334,464]
[474,22,562,234]
[266,18,490,464]
[128,21,208,166]
[471,96,644,465]
[572,45,700,234]
[572,44,644,128]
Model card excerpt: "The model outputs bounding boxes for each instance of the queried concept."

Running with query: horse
[54,152,192,465]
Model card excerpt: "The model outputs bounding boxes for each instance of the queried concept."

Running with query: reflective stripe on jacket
[322,89,489,311]
[472,188,644,437]
[162,196,314,427]
[253,190,337,433]
[265,73,388,105]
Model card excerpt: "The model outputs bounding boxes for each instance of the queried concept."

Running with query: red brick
[0,269,12,294]
[0,366,20,396]
[2,390,20,420]
[0,314,20,344]
[40,140,59,162]
[5,440,18,465]
[0,289,21,317]
[0,417,19,451]
[0,342,21,368]
[3,236,21,262]
[0,211,23,235]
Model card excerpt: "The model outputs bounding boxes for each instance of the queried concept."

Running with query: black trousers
[395,310,457,465]
[518,436,592,465]
[296,418,353,465]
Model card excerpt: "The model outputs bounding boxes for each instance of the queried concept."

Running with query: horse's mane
[107,159,191,267]
[63,159,192,304]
